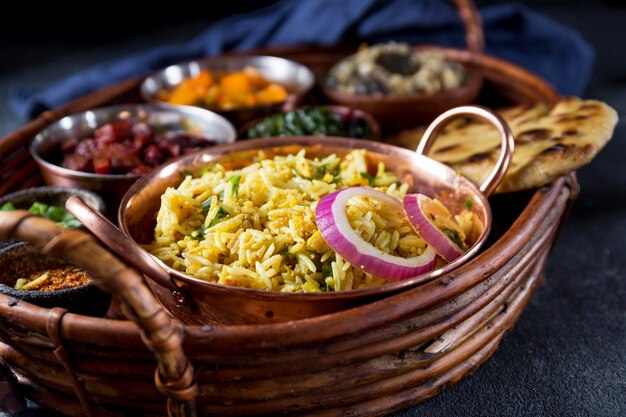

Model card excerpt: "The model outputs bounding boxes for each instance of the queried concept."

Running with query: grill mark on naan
[516,128,553,143]
[434,144,462,154]
[467,151,495,164]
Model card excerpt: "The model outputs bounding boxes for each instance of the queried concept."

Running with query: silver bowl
[140,55,316,127]
[30,103,236,211]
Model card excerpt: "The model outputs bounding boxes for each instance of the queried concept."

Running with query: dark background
[1,1,624,416]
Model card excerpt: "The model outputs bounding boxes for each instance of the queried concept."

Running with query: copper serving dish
[68,105,513,325]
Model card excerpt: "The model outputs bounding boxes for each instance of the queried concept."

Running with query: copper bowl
[30,103,236,210]
[321,46,483,132]
[140,55,316,128]
[238,105,382,140]
[68,106,513,326]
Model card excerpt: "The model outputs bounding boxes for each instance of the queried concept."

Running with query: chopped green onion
[464,197,473,210]
[442,227,464,249]
[201,197,213,213]
[208,207,229,228]
[321,263,333,278]
[315,164,328,179]
[360,172,375,185]
[229,175,241,198]
[190,224,207,241]
[0,202,15,211]
[4,200,80,227]
[28,201,48,216]
[46,205,66,222]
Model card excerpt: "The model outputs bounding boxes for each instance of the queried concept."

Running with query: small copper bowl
[140,55,316,128]
[68,106,513,326]
[30,103,236,210]
[238,105,382,140]
[321,46,483,132]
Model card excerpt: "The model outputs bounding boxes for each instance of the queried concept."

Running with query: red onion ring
[316,187,437,281]
[403,193,464,262]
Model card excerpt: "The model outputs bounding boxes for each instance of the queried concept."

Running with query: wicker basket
[0,2,580,415]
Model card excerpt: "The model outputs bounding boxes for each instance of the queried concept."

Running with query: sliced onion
[403,193,464,262]
[316,187,437,281]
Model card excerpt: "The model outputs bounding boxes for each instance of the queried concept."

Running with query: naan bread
[390,97,618,193]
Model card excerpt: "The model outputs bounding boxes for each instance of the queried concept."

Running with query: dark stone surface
[0,3,624,417]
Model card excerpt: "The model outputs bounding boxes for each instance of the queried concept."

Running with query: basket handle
[416,105,515,197]
[0,211,197,417]
[452,0,484,54]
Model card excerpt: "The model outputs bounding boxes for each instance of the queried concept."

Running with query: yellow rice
[146,149,476,292]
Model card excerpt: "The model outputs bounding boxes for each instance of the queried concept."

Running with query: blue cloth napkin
[9,0,594,120]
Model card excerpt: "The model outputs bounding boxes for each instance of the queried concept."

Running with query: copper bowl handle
[66,195,179,292]
[416,105,515,197]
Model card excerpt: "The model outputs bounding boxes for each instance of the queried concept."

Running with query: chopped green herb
[319,281,330,292]
[46,205,66,222]
[464,197,473,210]
[9,201,82,228]
[190,224,207,241]
[208,207,230,228]
[321,264,334,278]
[360,172,375,185]
[201,197,213,213]
[315,164,328,179]
[0,202,15,211]
[229,175,241,198]
[442,227,464,249]
[28,202,48,216]
[59,218,82,228]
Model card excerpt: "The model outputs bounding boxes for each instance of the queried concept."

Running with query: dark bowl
[30,103,236,211]
[321,46,483,132]
[0,242,111,316]
[0,186,107,228]
[140,55,316,128]
[237,105,382,140]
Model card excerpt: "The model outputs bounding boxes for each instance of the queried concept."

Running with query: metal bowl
[30,103,236,210]
[140,55,316,127]
[68,106,513,326]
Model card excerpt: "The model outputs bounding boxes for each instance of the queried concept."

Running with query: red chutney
[60,120,215,175]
